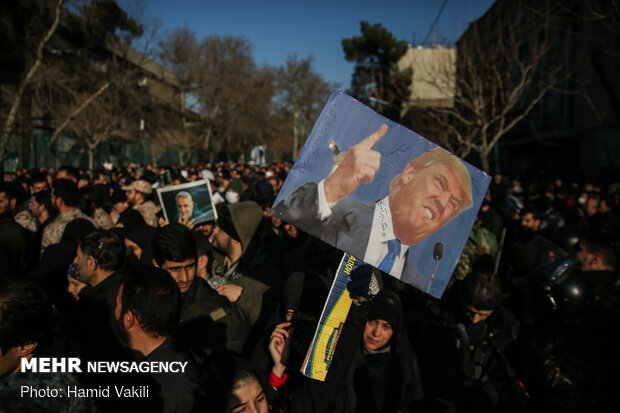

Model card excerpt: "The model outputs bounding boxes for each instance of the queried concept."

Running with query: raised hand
[178,214,196,230]
[269,321,291,378]
[323,124,388,203]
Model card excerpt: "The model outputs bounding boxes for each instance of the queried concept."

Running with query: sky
[141,0,495,89]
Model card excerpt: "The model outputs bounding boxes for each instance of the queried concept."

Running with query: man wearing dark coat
[151,224,249,359]
[71,230,128,362]
[412,256,526,411]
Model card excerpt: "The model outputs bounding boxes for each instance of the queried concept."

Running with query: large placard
[272,91,491,298]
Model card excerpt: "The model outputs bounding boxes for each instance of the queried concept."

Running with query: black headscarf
[117,209,147,233]
[126,226,156,265]
[60,219,97,251]
[363,289,424,411]
[368,289,402,337]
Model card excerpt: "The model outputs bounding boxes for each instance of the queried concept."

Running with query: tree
[0,0,64,165]
[0,0,146,168]
[405,2,568,172]
[342,21,412,120]
[159,30,275,162]
[274,54,335,160]
[45,0,144,158]
[61,77,141,169]
[563,0,620,123]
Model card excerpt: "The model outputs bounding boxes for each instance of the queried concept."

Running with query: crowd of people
[0,162,619,412]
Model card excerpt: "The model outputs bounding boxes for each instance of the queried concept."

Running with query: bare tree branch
[48,81,110,146]
[1,0,64,162]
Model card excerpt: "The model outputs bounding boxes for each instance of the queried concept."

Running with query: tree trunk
[149,147,158,167]
[292,111,300,160]
[18,93,33,169]
[88,143,96,170]
[480,150,491,174]
[0,0,63,162]
[20,129,31,170]
[202,129,211,154]
[292,135,299,161]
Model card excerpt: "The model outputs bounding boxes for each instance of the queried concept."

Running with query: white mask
[225,191,240,204]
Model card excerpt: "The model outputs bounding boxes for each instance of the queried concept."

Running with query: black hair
[459,255,504,311]
[79,230,125,271]
[0,277,57,355]
[29,172,48,185]
[52,179,79,207]
[78,186,96,217]
[192,230,213,261]
[0,182,28,206]
[219,170,231,180]
[80,184,112,213]
[93,169,109,182]
[520,207,541,221]
[141,170,158,184]
[120,267,180,337]
[33,190,53,213]
[223,368,272,413]
[580,229,619,271]
[151,223,197,266]
[231,369,262,392]
[77,174,91,184]
[57,166,79,181]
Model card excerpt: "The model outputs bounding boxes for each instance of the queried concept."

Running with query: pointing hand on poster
[324,124,388,203]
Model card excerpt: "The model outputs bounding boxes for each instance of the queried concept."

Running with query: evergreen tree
[342,21,412,120]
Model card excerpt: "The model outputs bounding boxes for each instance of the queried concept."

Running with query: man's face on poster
[389,160,468,246]
[177,195,194,221]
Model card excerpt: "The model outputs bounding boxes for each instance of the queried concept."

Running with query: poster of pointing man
[272,91,490,298]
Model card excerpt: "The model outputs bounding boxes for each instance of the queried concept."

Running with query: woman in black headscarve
[123,226,156,267]
[112,209,155,269]
[352,289,423,412]
[269,287,424,413]
[115,208,147,233]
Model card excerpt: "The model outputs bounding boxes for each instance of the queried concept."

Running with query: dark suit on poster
[272,181,425,289]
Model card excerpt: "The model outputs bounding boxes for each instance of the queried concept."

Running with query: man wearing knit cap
[211,201,282,336]
[121,179,160,227]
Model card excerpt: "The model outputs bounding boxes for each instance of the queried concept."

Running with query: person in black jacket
[413,255,526,412]
[0,184,29,275]
[522,229,620,412]
[114,266,202,413]
[152,224,249,360]
[71,230,128,362]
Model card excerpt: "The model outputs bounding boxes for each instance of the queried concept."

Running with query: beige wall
[398,46,456,111]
